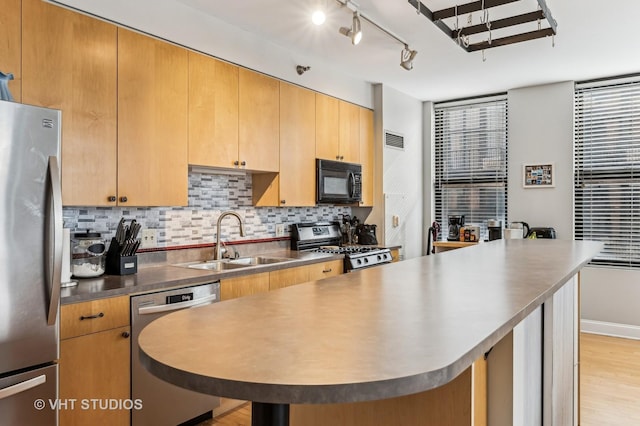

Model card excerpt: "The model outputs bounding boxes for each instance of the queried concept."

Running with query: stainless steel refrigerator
[0,100,62,425]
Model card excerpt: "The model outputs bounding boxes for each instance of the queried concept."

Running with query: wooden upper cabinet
[117,28,188,206]
[315,93,340,161]
[338,100,360,163]
[359,108,374,206]
[188,52,239,168]
[316,94,360,164]
[22,0,117,206]
[0,0,21,102]
[279,82,316,206]
[238,68,279,172]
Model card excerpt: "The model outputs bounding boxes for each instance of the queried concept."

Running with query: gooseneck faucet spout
[215,211,245,260]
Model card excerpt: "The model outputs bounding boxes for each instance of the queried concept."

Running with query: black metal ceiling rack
[408,0,557,52]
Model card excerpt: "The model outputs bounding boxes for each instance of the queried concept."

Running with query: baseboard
[581,319,640,340]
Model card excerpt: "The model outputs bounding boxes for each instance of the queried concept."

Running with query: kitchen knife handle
[47,156,63,327]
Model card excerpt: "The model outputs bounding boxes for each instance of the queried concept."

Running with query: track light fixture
[335,0,417,70]
[339,11,362,45]
[400,45,418,71]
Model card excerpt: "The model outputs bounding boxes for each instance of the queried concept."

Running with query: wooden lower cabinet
[59,326,131,426]
[59,296,131,425]
[220,272,270,301]
[270,260,344,291]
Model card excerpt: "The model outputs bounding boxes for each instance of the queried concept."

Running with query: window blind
[575,78,640,268]
[434,97,508,241]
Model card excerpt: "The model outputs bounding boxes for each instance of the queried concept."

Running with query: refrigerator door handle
[0,375,46,400]
[47,156,63,326]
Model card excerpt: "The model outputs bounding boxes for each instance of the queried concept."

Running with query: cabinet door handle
[240,161,246,167]
[79,312,104,321]
[119,196,128,203]
[339,156,344,160]
[108,195,116,202]
[280,200,286,205]
[322,268,332,273]
[336,155,340,160]
[233,160,239,166]
[122,331,130,339]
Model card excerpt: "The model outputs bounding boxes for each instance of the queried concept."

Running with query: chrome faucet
[215,211,245,260]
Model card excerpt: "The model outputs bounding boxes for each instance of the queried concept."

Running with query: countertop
[61,249,343,304]
[138,239,602,405]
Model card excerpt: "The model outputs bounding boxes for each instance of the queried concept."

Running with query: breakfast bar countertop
[138,239,602,406]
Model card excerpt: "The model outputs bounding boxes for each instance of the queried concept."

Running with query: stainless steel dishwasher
[131,282,220,426]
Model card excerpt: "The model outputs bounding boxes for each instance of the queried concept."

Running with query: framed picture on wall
[522,163,555,188]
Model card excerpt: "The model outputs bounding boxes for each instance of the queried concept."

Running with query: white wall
[507,82,574,239]
[379,86,423,259]
[507,81,640,337]
[49,0,373,108]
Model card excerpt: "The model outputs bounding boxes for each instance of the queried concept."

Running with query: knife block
[106,237,138,275]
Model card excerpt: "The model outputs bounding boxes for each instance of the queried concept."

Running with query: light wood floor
[200,333,640,426]
[580,333,640,425]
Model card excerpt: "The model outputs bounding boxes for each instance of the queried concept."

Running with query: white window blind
[575,78,640,268]
[434,97,508,240]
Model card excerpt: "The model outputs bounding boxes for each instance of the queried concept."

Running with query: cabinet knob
[122,331,130,339]
[108,195,116,202]
[240,161,246,167]
[339,156,344,160]
[119,196,128,203]
[233,160,239,166]
[336,155,340,160]
[281,200,286,205]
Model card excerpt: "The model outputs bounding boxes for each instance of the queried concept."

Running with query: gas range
[291,223,392,271]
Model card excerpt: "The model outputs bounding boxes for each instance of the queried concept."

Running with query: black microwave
[316,159,362,204]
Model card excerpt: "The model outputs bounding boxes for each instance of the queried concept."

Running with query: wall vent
[385,131,404,150]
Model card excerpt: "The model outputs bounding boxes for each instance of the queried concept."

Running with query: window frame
[433,95,509,241]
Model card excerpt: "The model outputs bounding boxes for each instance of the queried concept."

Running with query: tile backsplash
[63,172,352,248]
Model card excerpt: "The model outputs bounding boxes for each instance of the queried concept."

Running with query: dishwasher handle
[138,293,218,315]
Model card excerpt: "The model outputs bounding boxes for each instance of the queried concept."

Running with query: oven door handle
[138,294,218,315]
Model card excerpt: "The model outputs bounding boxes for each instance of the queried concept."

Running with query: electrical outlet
[275,224,287,237]
[140,229,157,249]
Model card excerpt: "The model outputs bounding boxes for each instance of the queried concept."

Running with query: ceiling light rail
[335,0,418,70]
[408,0,557,52]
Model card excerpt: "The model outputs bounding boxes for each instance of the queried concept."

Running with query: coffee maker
[447,215,465,241]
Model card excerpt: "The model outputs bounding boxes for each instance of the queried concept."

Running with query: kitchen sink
[173,256,296,271]
[228,256,296,266]
[173,260,250,271]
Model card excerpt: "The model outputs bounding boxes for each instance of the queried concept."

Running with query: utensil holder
[106,237,138,275]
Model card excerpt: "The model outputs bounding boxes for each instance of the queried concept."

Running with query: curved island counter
[139,239,602,426]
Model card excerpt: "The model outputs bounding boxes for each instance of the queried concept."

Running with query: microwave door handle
[348,172,356,198]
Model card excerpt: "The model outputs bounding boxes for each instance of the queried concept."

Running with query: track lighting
[339,11,362,45]
[312,10,326,25]
[335,0,416,70]
[400,45,418,71]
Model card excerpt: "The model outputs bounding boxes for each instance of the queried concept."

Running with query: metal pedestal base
[251,402,290,426]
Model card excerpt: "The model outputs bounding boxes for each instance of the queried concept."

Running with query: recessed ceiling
[174,0,640,101]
